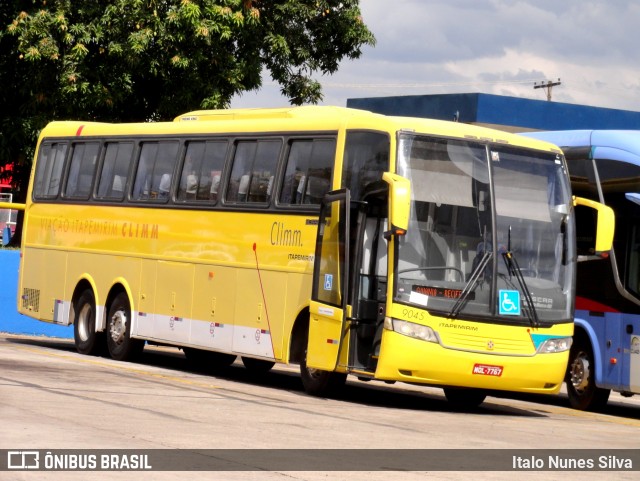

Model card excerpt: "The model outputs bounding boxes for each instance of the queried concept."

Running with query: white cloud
[231,0,640,112]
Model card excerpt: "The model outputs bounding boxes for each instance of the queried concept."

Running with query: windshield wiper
[502,226,540,327]
[448,250,492,319]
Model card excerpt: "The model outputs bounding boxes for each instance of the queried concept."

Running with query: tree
[0,0,375,188]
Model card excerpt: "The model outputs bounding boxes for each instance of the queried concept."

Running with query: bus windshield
[394,134,574,325]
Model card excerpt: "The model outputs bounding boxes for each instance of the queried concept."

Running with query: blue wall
[0,250,73,338]
[347,93,640,131]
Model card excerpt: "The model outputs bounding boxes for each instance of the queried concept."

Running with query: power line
[318,78,551,90]
[533,78,562,101]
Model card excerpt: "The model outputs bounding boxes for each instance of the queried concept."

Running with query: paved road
[1,333,640,481]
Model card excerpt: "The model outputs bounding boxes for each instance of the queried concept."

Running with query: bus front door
[307,189,351,371]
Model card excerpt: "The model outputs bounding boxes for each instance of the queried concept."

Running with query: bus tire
[106,292,144,361]
[184,348,236,369]
[300,352,347,396]
[241,357,275,374]
[443,387,487,409]
[73,289,104,356]
[566,336,610,411]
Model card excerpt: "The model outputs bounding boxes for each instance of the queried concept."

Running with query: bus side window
[177,140,227,203]
[132,141,179,202]
[96,142,134,201]
[249,141,280,203]
[227,142,256,203]
[33,142,69,200]
[342,132,389,201]
[226,140,281,204]
[279,138,335,206]
[65,142,100,200]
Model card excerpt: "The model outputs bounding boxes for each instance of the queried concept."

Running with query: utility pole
[534,78,561,101]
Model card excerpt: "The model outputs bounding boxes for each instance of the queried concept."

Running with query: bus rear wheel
[566,336,610,411]
[184,348,237,370]
[443,387,487,409]
[241,357,275,374]
[73,289,105,356]
[300,352,347,396]
[106,292,144,361]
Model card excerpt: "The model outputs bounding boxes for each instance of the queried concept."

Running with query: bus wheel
[300,352,347,396]
[567,337,610,411]
[241,357,275,374]
[443,388,487,409]
[106,292,144,361]
[73,289,104,356]
[184,348,236,369]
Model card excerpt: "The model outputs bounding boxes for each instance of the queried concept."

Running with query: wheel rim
[303,349,323,380]
[77,304,93,342]
[570,351,590,393]
[306,366,324,380]
[109,309,127,345]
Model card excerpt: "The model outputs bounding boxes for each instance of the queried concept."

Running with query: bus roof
[521,130,640,166]
[174,105,369,121]
[39,106,561,153]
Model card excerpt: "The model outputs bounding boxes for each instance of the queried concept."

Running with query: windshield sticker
[529,296,553,309]
[499,290,521,315]
[491,151,500,162]
[323,274,333,291]
[413,285,474,300]
[409,290,429,306]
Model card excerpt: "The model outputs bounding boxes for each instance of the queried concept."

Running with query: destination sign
[413,285,475,300]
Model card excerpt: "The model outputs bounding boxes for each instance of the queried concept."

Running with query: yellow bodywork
[17,106,583,392]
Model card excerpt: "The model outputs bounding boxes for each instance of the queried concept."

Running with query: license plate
[472,363,503,376]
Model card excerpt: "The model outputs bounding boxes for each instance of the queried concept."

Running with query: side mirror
[573,196,615,254]
[382,172,410,237]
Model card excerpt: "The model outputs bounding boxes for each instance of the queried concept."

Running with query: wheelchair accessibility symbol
[499,290,520,316]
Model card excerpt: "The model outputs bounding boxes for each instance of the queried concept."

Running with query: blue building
[346,93,640,132]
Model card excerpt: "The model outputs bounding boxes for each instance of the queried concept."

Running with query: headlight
[384,317,439,343]
[537,337,572,353]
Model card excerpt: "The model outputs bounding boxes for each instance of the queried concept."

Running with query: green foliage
[0,0,375,195]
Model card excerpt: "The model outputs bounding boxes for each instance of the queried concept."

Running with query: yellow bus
[14,106,614,406]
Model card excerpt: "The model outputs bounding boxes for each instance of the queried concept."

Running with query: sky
[231,0,640,112]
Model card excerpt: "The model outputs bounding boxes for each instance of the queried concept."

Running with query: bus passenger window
[132,141,179,202]
[177,141,227,203]
[279,139,335,206]
[65,142,100,200]
[34,142,68,199]
[96,142,134,201]
[226,140,281,204]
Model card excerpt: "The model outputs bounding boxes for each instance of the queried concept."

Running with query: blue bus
[522,130,640,410]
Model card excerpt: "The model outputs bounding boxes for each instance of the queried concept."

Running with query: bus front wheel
[300,352,346,396]
[241,357,275,374]
[566,337,610,411]
[106,292,144,361]
[73,289,104,356]
[443,387,487,409]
